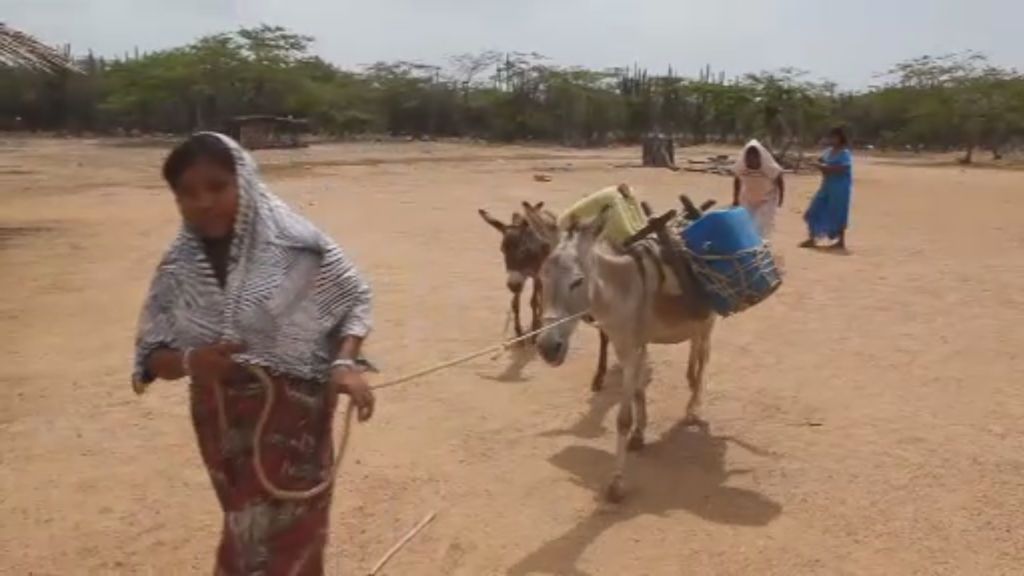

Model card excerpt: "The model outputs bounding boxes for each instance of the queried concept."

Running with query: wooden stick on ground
[367,511,438,576]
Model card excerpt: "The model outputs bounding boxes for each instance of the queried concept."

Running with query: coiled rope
[211,311,588,501]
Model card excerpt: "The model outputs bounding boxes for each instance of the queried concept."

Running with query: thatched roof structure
[0,23,81,74]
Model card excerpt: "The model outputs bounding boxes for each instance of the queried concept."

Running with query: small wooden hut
[642,133,677,169]
[226,116,309,150]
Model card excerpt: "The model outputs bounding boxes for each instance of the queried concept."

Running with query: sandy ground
[1,137,1023,575]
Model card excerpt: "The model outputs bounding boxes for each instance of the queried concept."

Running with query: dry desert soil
[1,137,1022,575]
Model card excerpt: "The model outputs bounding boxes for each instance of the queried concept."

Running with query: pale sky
[5,0,1022,87]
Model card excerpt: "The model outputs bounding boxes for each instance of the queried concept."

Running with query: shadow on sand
[538,367,623,440]
[479,341,541,383]
[507,421,782,576]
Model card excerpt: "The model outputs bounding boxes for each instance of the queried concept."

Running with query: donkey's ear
[521,200,546,214]
[523,202,558,244]
[479,209,507,233]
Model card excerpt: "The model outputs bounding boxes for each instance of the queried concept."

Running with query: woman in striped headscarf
[132,133,375,575]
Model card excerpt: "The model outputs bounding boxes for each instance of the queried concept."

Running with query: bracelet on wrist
[182,348,194,377]
[331,358,360,372]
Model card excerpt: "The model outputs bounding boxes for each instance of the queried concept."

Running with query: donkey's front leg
[591,330,609,392]
[529,277,542,338]
[607,346,641,503]
[511,290,524,337]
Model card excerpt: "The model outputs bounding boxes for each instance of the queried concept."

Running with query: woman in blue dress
[802,126,853,249]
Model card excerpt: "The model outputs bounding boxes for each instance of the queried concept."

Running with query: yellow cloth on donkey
[557,185,647,246]
[559,185,687,296]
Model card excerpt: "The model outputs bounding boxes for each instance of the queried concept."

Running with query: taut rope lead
[213,311,588,501]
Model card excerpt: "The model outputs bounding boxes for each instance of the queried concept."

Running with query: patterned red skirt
[190,370,338,575]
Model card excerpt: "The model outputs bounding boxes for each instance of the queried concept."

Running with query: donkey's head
[536,207,610,366]
[479,203,553,293]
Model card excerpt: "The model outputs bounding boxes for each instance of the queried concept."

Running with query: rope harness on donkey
[622,195,781,318]
[622,206,708,312]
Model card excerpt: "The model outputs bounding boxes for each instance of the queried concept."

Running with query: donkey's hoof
[683,414,710,433]
[627,433,645,452]
[604,478,626,503]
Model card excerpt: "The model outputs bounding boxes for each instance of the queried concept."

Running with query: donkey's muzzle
[538,339,566,366]
[506,271,526,293]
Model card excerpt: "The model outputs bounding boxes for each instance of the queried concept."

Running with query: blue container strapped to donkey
[680,207,782,317]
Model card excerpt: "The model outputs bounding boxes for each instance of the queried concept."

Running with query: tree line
[2,25,1023,162]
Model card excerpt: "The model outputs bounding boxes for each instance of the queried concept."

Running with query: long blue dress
[804,147,853,240]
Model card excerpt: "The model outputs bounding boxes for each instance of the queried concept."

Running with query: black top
[201,236,232,289]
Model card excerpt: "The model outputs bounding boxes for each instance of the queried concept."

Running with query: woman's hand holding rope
[331,367,375,421]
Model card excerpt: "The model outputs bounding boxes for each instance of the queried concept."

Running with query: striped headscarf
[132,133,372,392]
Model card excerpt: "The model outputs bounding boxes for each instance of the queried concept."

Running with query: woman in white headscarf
[133,133,375,574]
[733,140,785,239]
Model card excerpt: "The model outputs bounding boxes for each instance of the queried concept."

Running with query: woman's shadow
[506,421,783,576]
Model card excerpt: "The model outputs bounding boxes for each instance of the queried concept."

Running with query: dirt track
[1,138,1023,575]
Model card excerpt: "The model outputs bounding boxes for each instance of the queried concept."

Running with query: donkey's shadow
[506,422,782,576]
[480,341,541,383]
[538,367,623,439]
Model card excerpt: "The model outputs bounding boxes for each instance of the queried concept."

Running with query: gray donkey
[479,203,611,391]
[535,194,717,502]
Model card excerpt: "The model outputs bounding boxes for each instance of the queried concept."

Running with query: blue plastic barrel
[681,207,781,316]
[683,207,763,256]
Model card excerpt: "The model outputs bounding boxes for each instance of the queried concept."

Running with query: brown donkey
[479,203,611,391]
